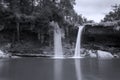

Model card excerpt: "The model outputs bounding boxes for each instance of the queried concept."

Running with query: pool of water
[0,58,120,80]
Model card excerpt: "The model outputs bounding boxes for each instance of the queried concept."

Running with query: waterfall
[73,26,84,58]
[0,50,5,57]
[51,21,63,58]
[0,50,8,58]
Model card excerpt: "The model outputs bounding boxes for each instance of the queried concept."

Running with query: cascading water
[0,50,5,57]
[0,50,8,58]
[73,26,84,58]
[50,21,84,58]
[52,21,64,58]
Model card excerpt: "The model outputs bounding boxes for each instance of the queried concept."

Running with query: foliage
[0,0,85,46]
[103,4,120,22]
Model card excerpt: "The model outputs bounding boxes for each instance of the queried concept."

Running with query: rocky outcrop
[82,23,120,53]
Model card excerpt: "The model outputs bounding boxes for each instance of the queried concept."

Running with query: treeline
[102,4,120,22]
[0,0,86,46]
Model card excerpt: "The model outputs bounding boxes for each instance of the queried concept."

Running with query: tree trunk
[41,33,44,45]
[12,31,15,43]
[17,22,20,42]
[38,32,41,40]
[31,0,34,13]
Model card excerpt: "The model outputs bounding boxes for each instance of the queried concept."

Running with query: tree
[102,4,120,22]
[0,0,85,47]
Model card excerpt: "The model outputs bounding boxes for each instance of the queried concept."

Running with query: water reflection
[74,59,82,80]
[8,58,54,80]
[54,59,63,80]
[98,59,120,80]
[54,59,83,80]
[0,59,9,80]
[88,59,100,80]
[0,58,120,80]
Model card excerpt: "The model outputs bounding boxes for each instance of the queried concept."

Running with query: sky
[74,0,120,23]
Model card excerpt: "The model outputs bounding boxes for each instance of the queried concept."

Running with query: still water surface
[0,58,120,80]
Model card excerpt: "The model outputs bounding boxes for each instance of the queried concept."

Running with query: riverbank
[0,25,120,58]
[0,39,75,57]
[0,37,120,58]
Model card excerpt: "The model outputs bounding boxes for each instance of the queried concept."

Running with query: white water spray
[50,21,64,58]
[0,50,8,58]
[73,26,84,58]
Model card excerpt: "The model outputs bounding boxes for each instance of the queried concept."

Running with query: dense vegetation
[85,5,120,55]
[103,4,120,22]
[0,0,87,54]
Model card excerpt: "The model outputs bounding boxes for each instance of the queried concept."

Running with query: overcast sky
[74,0,120,23]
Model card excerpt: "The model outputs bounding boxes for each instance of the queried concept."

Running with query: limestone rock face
[97,50,114,59]
[82,24,120,51]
